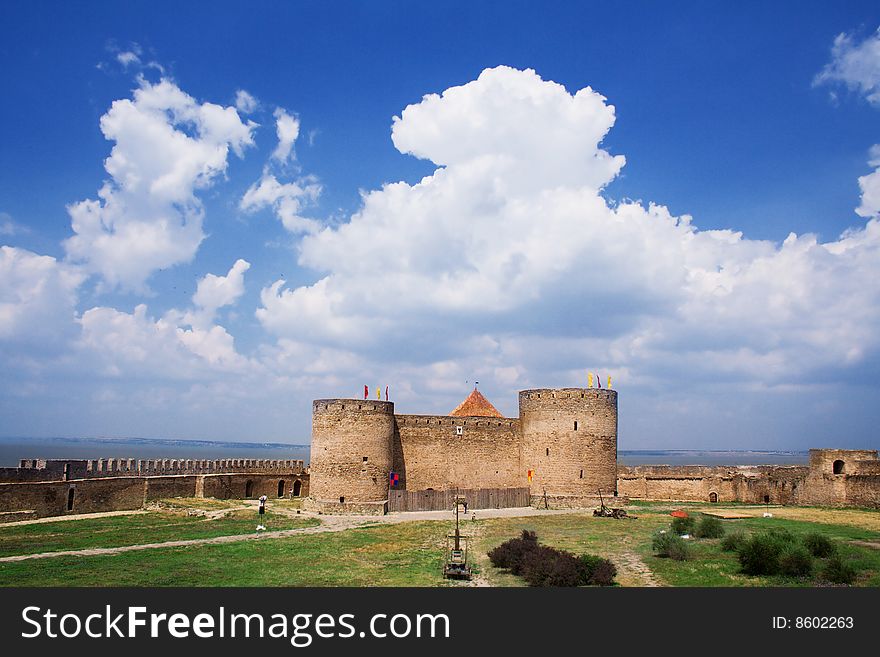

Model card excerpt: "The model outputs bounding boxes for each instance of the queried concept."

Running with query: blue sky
[1,1,879,449]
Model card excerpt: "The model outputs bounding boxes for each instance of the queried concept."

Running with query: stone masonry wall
[2,458,305,482]
[0,472,310,521]
[617,465,810,504]
[393,415,523,491]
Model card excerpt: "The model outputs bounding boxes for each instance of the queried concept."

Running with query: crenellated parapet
[2,458,305,482]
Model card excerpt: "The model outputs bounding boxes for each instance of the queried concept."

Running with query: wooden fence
[387,487,530,513]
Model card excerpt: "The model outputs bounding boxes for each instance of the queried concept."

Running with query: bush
[765,527,797,545]
[720,531,748,552]
[695,515,725,539]
[487,531,617,586]
[738,532,786,576]
[487,530,538,574]
[521,545,581,586]
[823,556,857,585]
[779,545,813,577]
[652,530,691,561]
[578,554,618,586]
[803,532,837,558]
[670,515,696,536]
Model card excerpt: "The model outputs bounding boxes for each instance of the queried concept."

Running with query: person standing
[257,494,267,531]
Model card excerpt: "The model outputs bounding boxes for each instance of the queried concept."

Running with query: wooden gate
[387,487,530,512]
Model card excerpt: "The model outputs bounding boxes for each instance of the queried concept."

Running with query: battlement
[2,458,305,483]
[395,414,518,428]
[313,399,394,414]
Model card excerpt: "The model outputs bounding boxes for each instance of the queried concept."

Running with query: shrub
[779,545,813,577]
[823,556,857,585]
[765,527,796,545]
[738,532,786,576]
[578,554,618,586]
[652,530,691,561]
[803,532,837,558]
[720,531,748,552]
[670,515,696,536]
[520,546,582,587]
[695,515,725,539]
[487,531,617,586]
[487,530,538,574]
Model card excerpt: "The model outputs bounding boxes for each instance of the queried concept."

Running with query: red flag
[597,375,602,389]
[364,385,368,400]
[385,385,389,401]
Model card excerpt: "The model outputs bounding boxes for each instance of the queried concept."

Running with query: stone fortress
[307,387,619,514]
[1,385,879,521]
[306,387,880,514]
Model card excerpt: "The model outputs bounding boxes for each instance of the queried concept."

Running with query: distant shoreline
[0,435,308,450]
[0,436,310,468]
[0,436,814,468]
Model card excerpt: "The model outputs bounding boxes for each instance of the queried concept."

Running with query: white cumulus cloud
[272,108,300,164]
[240,173,321,234]
[858,145,880,217]
[256,65,880,406]
[63,78,257,291]
[0,246,85,348]
[814,27,880,106]
[235,89,259,114]
[187,258,251,327]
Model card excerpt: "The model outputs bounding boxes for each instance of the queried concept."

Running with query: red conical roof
[449,389,503,418]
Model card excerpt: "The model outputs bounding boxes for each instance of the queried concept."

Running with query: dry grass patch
[697,506,880,531]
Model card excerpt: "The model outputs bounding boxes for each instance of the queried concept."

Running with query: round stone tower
[519,388,618,499]
[308,399,395,509]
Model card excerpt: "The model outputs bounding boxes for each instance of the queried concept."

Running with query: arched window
[833,460,845,475]
[709,492,718,503]
[277,480,286,497]
[245,480,254,498]
[293,480,302,497]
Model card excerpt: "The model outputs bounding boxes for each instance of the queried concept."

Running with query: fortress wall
[852,461,880,475]
[620,474,738,502]
[393,415,523,491]
[0,472,311,521]
[519,388,617,497]
[845,475,880,508]
[4,458,306,481]
[202,473,308,500]
[0,468,58,482]
[809,449,878,476]
[0,477,147,519]
[143,476,197,501]
[798,450,879,506]
[617,465,809,504]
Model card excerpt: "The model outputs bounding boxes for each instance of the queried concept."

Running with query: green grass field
[0,501,877,587]
[0,520,454,587]
[0,509,318,558]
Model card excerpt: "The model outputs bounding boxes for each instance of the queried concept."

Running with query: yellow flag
[376,386,381,400]
[607,375,612,389]
[588,372,593,388]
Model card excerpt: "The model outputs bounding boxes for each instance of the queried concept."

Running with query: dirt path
[0,506,570,564]
[614,551,661,587]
